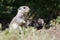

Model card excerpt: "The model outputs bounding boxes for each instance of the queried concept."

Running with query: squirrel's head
[18,6,30,16]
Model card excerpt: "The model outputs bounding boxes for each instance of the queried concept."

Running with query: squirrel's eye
[23,7,26,9]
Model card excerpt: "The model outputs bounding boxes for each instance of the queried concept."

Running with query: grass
[0,26,57,40]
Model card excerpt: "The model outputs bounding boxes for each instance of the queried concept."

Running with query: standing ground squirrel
[9,6,30,31]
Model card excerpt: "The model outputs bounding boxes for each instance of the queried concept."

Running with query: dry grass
[0,26,59,40]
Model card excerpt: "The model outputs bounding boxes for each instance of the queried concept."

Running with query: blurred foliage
[0,27,54,40]
[50,16,60,26]
[0,0,60,22]
[0,23,2,30]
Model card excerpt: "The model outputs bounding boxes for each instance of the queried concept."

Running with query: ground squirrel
[9,6,30,31]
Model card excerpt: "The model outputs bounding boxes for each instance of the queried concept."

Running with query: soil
[47,24,60,40]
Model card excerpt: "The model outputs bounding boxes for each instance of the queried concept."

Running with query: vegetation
[0,0,60,21]
[0,27,58,40]
[0,0,60,40]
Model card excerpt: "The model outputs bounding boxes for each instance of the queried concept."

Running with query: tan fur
[9,6,30,31]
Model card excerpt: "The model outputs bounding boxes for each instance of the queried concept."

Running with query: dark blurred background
[0,0,60,29]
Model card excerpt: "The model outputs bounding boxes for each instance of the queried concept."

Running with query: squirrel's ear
[18,7,21,10]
